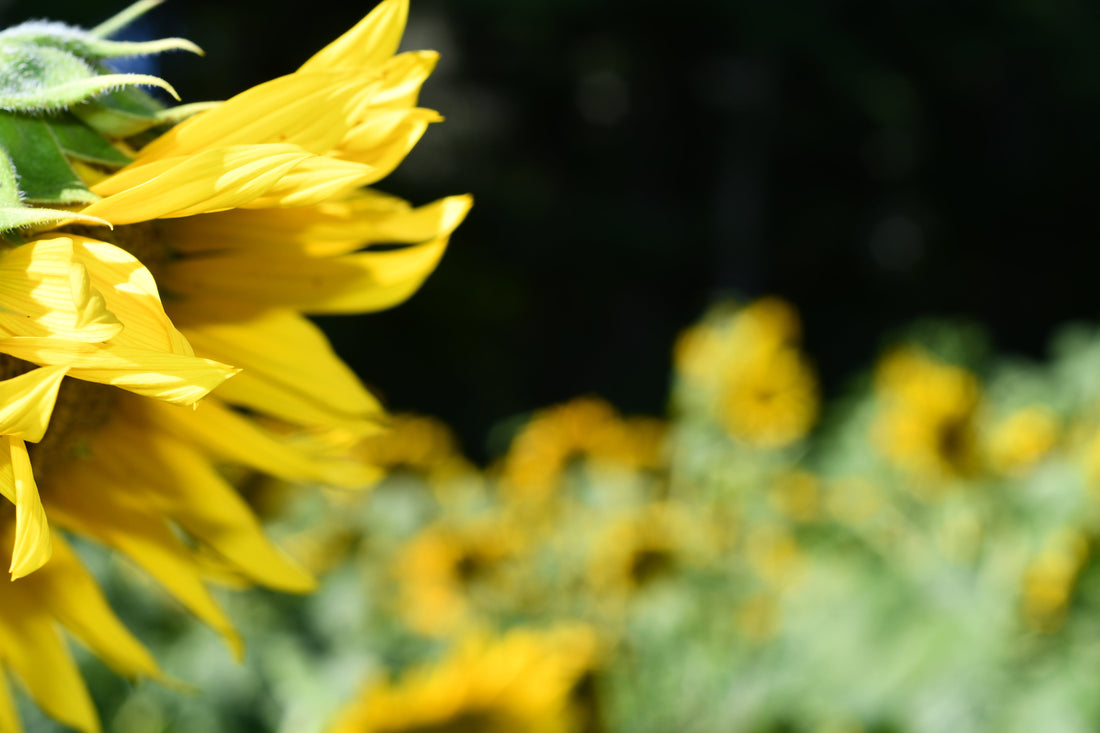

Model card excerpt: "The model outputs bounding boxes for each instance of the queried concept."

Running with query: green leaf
[0,148,107,233]
[0,113,97,204]
[47,113,132,166]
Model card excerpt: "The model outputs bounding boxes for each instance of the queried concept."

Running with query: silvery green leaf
[0,113,98,204]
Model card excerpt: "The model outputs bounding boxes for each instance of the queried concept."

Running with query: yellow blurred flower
[328,625,600,733]
[587,501,700,599]
[736,592,781,642]
[1021,528,1090,633]
[824,477,883,525]
[769,469,821,523]
[988,406,1059,476]
[393,517,523,636]
[356,413,474,481]
[871,347,982,482]
[676,297,818,447]
[743,524,805,589]
[0,1,469,729]
[499,397,667,504]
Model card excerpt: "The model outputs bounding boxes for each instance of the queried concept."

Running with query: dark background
[4,0,1099,460]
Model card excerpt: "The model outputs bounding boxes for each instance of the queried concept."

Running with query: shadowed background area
[3,0,1099,459]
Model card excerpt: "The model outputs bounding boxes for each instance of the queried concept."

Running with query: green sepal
[0,113,98,204]
[0,148,108,235]
[71,85,168,138]
[47,113,132,166]
[0,7,201,115]
[0,20,201,60]
[0,42,180,113]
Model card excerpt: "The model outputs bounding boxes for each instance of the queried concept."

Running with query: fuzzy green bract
[0,1,202,234]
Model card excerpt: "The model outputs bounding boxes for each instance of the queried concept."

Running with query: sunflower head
[0,1,471,731]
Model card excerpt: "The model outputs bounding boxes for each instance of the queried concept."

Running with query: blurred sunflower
[499,397,666,505]
[675,298,818,448]
[393,516,523,636]
[0,0,469,729]
[987,405,1059,477]
[871,347,982,482]
[587,501,700,601]
[328,625,600,733]
[356,413,474,482]
[1021,528,1090,633]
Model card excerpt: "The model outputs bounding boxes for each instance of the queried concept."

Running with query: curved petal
[0,365,67,442]
[84,144,312,223]
[298,0,408,73]
[175,309,382,431]
[0,238,121,343]
[0,337,237,406]
[166,232,452,314]
[166,192,469,257]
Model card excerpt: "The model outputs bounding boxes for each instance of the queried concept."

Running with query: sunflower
[327,625,600,733]
[871,347,982,482]
[0,0,469,729]
[675,297,818,448]
[499,397,667,506]
[392,516,523,636]
[586,501,697,600]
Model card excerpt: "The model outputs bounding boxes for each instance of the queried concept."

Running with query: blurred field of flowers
[28,296,1100,733]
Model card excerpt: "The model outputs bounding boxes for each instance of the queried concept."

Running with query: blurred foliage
[18,297,1100,732]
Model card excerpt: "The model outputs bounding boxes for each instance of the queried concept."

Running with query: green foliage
[0,1,201,232]
[31,300,1100,733]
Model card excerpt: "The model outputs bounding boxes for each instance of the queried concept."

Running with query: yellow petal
[177,309,382,431]
[0,590,98,733]
[8,438,51,580]
[165,232,455,314]
[0,672,20,733]
[355,50,439,113]
[134,73,374,161]
[138,396,378,488]
[0,338,237,406]
[0,239,122,343]
[44,466,242,658]
[239,155,375,209]
[0,366,68,442]
[21,532,160,680]
[336,108,441,178]
[69,236,194,356]
[104,419,315,593]
[166,192,468,257]
[84,145,312,224]
[298,0,408,73]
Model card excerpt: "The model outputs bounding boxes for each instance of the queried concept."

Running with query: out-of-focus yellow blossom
[327,625,599,733]
[825,477,883,525]
[736,592,781,642]
[676,298,818,447]
[587,501,700,599]
[871,347,982,482]
[770,469,821,522]
[393,517,523,636]
[744,524,805,589]
[356,413,474,481]
[988,406,1059,476]
[1021,528,1090,633]
[499,397,666,504]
